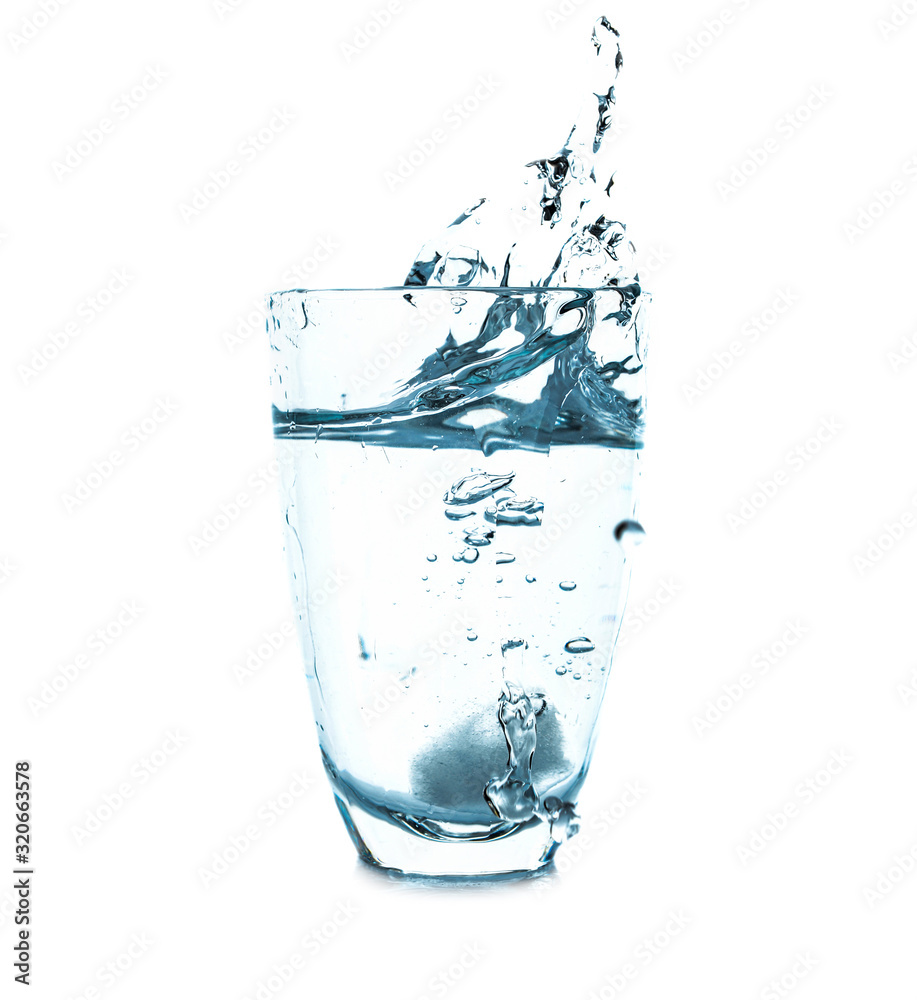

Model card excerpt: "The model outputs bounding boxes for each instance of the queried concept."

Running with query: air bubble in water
[559,581,577,591]
[426,554,437,562]
[501,638,526,655]
[485,495,544,526]
[564,637,595,654]
[445,509,476,521]
[496,553,515,565]
[525,574,536,583]
[614,519,645,553]
[464,528,495,547]
[444,471,515,506]
[467,632,478,642]
[555,665,568,676]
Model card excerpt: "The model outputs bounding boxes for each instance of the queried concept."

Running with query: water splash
[404,17,636,292]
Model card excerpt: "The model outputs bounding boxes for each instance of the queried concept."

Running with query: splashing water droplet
[559,580,577,591]
[564,637,595,654]
[614,519,645,553]
[501,638,527,655]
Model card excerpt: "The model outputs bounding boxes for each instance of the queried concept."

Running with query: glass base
[334,793,561,877]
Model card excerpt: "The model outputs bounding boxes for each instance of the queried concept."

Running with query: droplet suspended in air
[614,519,645,553]
[559,581,577,591]
[564,637,595,654]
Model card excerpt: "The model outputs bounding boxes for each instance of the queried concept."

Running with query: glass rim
[267,285,640,298]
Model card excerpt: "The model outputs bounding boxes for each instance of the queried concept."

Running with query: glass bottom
[334,792,561,877]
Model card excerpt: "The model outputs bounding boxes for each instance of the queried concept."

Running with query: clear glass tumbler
[267,284,647,876]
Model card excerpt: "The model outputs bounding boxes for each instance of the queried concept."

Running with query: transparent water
[277,431,638,846]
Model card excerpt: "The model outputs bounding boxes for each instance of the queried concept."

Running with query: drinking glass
[267,284,647,876]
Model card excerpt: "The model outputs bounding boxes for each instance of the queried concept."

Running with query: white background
[3,0,917,996]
